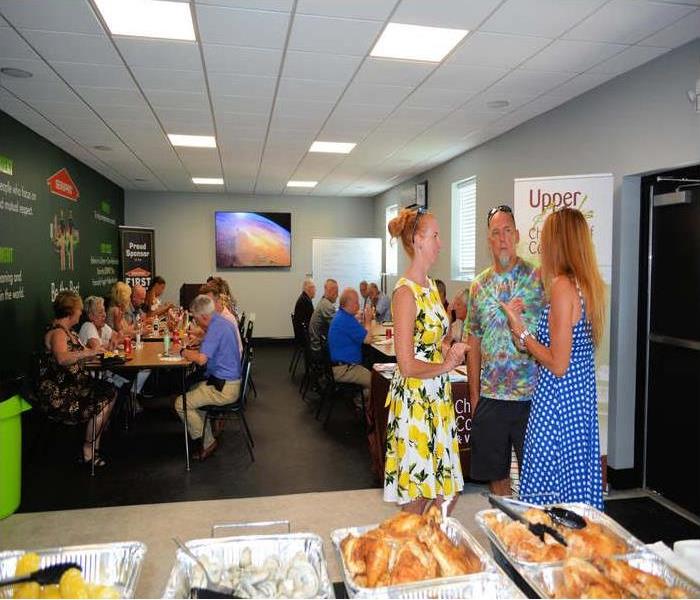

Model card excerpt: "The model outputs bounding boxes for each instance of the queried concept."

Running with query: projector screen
[215,211,291,268]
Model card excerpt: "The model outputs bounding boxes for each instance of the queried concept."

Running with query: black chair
[315,335,364,429]
[201,348,255,462]
[238,312,246,338]
[288,313,304,378]
[242,318,257,398]
[299,322,324,402]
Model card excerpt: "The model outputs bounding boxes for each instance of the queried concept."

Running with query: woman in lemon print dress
[384,207,469,514]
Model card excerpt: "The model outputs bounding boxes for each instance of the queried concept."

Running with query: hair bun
[387,208,413,238]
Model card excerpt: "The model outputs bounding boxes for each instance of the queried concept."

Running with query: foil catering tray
[331,516,523,599]
[528,551,700,598]
[476,502,645,568]
[0,541,146,599]
[162,532,334,598]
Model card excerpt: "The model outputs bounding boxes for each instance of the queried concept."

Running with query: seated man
[368,282,391,323]
[294,278,316,330]
[308,278,338,352]
[175,294,241,461]
[124,284,147,329]
[447,288,468,343]
[327,288,374,407]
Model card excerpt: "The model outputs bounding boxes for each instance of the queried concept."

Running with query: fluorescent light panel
[371,23,468,62]
[287,181,317,188]
[309,141,356,154]
[192,177,223,185]
[95,0,195,41]
[168,134,216,148]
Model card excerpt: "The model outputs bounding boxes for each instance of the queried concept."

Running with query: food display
[162,532,333,599]
[0,543,146,600]
[480,504,632,564]
[339,507,481,588]
[553,557,689,599]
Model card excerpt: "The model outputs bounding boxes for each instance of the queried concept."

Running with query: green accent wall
[0,110,124,376]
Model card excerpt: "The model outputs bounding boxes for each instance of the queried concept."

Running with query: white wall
[374,39,700,471]
[125,192,374,338]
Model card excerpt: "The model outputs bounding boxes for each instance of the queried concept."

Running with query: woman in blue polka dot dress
[501,208,606,509]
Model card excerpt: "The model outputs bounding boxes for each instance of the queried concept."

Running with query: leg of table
[182,368,190,471]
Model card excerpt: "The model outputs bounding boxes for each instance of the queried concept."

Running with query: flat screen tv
[215,211,291,268]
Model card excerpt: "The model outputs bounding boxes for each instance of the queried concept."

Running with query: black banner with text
[120,227,155,289]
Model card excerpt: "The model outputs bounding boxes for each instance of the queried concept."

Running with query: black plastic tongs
[0,562,81,588]
[488,494,570,546]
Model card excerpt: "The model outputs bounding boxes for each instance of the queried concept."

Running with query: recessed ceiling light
[93,145,112,151]
[371,23,468,62]
[486,100,510,109]
[134,178,148,182]
[192,177,223,185]
[287,181,317,188]
[95,0,195,41]
[309,141,356,154]
[0,67,33,78]
[168,134,216,148]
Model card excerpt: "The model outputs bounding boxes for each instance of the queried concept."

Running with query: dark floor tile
[19,345,379,513]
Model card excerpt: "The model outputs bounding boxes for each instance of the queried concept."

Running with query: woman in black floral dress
[34,291,116,466]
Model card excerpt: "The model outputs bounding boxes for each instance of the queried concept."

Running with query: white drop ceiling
[0,0,698,197]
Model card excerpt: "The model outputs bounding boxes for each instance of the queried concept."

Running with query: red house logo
[47,168,79,201]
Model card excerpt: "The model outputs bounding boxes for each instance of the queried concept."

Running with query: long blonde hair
[110,281,131,311]
[540,208,606,347]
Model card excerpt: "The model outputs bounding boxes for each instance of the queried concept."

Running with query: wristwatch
[519,329,533,345]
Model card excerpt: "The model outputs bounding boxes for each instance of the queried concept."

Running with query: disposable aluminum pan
[475,502,645,568]
[0,541,146,599]
[162,525,334,599]
[527,551,700,598]
[331,516,521,599]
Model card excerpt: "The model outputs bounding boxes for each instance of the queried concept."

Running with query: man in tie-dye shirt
[465,205,544,496]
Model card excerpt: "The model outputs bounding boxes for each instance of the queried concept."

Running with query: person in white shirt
[447,289,468,343]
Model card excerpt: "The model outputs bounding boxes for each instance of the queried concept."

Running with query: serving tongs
[487,494,569,546]
[0,562,81,588]
[499,497,586,530]
[172,538,239,599]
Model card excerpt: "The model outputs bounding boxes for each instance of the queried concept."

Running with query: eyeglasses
[411,207,427,241]
[487,204,513,226]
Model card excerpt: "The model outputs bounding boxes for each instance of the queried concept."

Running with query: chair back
[238,354,252,407]
[244,319,254,345]
[238,312,246,337]
[291,313,304,345]
[318,334,336,388]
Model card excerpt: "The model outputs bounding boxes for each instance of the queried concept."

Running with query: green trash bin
[0,394,32,519]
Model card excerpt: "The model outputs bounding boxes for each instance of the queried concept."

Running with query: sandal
[78,452,107,467]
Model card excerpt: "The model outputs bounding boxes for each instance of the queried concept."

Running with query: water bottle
[163,330,171,356]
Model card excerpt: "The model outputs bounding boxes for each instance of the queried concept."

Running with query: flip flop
[77,453,107,467]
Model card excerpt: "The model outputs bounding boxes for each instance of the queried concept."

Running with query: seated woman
[79,296,130,392]
[33,291,116,467]
[107,281,136,337]
[145,276,174,318]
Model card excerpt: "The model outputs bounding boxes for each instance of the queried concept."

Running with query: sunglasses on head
[487,204,513,226]
[411,206,428,242]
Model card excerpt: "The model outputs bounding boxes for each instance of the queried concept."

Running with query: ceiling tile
[282,51,362,81]
[288,15,382,56]
[52,62,135,89]
[319,116,381,139]
[389,105,451,127]
[217,112,269,128]
[209,72,276,97]
[522,40,628,73]
[196,5,290,48]
[22,30,121,65]
[1,0,102,34]
[563,0,695,44]
[462,90,541,113]
[296,0,396,21]
[145,89,208,110]
[331,101,394,121]
[392,0,502,28]
[115,39,201,70]
[132,67,206,92]
[354,58,435,86]
[273,97,334,118]
[588,45,670,75]
[0,25,39,59]
[212,94,273,114]
[156,108,214,132]
[402,86,475,110]
[31,100,95,119]
[448,32,553,68]
[77,86,145,107]
[342,82,413,106]
[195,0,292,11]
[99,104,157,123]
[640,8,700,47]
[488,69,574,95]
[0,57,60,83]
[277,77,345,102]
[481,0,607,37]
[3,79,78,103]
[425,63,508,91]
[203,44,282,76]
[270,111,327,129]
